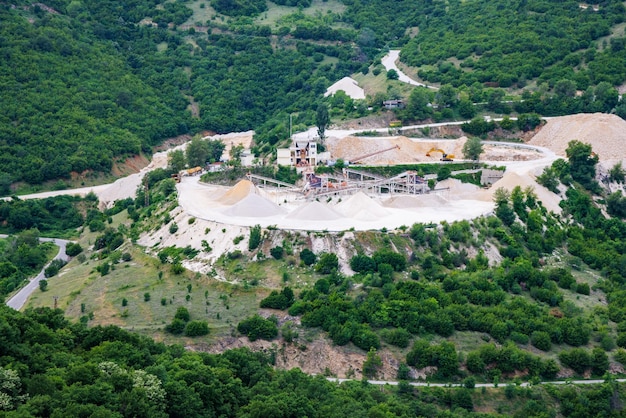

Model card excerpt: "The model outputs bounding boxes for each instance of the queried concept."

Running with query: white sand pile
[286,201,344,221]
[383,194,448,208]
[335,192,391,221]
[324,77,366,100]
[217,179,257,205]
[529,113,626,162]
[437,178,481,194]
[220,193,285,217]
[489,172,562,214]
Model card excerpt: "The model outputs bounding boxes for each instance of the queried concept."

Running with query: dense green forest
[2,0,626,190]
[400,0,626,88]
[1,305,625,417]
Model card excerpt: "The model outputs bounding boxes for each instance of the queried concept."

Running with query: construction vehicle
[349,145,400,164]
[171,166,203,183]
[426,148,455,161]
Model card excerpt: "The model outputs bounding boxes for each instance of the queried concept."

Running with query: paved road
[381,50,437,89]
[328,377,626,388]
[3,235,73,310]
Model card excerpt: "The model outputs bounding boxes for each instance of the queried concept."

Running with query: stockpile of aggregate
[286,201,344,221]
[528,113,626,162]
[335,192,391,221]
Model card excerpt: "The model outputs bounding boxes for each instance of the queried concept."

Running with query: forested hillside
[1,305,624,417]
[400,0,626,88]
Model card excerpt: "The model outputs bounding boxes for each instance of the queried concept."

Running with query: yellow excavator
[426,148,455,161]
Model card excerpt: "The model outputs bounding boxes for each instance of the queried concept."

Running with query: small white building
[276,140,323,172]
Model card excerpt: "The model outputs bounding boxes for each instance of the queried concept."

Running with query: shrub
[174,306,190,322]
[237,315,278,341]
[510,331,529,345]
[350,254,376,273]
[373,249,407,271]
[44,259,67,278]
[380,328,411,348]
[121,252,132,262]
[65,242,83,257]
[169,223,178,234]
[260,287,294,310]
[559,348,591,375]
[531,331,552,351]
[576,282,590,295]
[315,252,338,274]
[300,248,316,266]
[185,320,210,337]
[171,263,185,274]
[248,225,262,250]
[166,318,186,334]
[270,246,284,260]
[144,292,150,302]
[39,279,48,292]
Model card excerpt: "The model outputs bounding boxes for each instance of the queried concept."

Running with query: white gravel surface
[324,77,366,100]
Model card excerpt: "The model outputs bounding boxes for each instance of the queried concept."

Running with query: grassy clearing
[256,0,346,27]
[25,210,265,339]
[29,245,262,339]
[183,0,217,26]
[596,22,626,51]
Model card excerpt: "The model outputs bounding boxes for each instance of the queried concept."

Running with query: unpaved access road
[381,50,437,89]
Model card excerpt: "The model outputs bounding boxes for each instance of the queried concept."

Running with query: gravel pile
[286,201,344,221]
[335,192,391,221]
[528,113,626,163]
[218,179,257,205]
[220,193,285,217]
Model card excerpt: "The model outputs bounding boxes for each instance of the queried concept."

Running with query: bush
[237,314,278,341]
[169,223,179,234]
[248,225,262,250]
[44,259,67,278]
[174,306,190,322]
[65,242,83,257]
[300,248,316,266]
[260,287,294,310]
[144,292,150,302]
[185,320,210,337]
[559,348,591,375]
[380,328,411,348]
[315,252,338,274]
[166,318,186,334]
[531,331,552,351]
[576,282,590,295]
[372,249,406,271]
[270,246,284,260]
[121,252,132,262]
[350,254,376,273]
[39,279,48,292]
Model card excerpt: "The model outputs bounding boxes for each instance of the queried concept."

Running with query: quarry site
[119,113,623,269]
[24,113,626,271]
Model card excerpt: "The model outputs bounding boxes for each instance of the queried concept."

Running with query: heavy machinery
[426,148,455,161]
[171,166,203,183]
[349,145,400,164]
